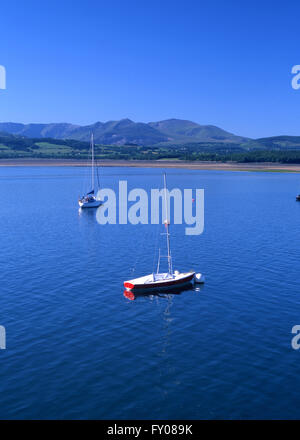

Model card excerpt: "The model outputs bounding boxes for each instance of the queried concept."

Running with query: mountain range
[0,119,249,146]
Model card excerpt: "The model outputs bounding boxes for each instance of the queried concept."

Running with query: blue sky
[0,0,299,138]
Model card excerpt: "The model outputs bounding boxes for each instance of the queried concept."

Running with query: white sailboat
[124,173,205,292]
[78,134,102,209]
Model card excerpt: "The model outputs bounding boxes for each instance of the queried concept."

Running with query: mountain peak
[0,119,247,145]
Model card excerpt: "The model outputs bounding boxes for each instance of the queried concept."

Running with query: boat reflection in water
[123,283,205,403]
[78,206,99,216]
[78,203,102,220]
[123,283,204,301]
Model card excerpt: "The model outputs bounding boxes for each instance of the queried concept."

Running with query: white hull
[124,271,196,292]
[194,273,205,284]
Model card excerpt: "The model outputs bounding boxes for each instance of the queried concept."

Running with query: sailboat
[124,173,205,292]
[78,134,102,209]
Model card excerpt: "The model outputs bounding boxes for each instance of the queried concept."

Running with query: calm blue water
[0,166,300,419]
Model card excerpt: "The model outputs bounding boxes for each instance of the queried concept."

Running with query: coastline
[0,158,300,172]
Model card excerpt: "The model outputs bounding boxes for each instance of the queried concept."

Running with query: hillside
[149,119,248,144]
[1,133,300,163]
[252,136,300,149]
[0,118,247,146]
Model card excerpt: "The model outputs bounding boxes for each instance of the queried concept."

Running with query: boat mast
[91,133,94,192]
[156,248,161,274]
[164,173,173,275]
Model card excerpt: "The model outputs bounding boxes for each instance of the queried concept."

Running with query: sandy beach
[0,158,299,172]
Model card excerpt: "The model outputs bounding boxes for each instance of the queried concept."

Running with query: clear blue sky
[0,0,299,138]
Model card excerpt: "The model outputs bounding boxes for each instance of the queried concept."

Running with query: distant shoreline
[0,158,300,172]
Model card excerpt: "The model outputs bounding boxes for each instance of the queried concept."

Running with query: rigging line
[82,139,92,195]
[95,156,101,190]
[91,133,95,191]
[152,221,161,274]
[163,173,172,275]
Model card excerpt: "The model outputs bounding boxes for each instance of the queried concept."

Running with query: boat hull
[79,200,102,208]
[124,272,195,292]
